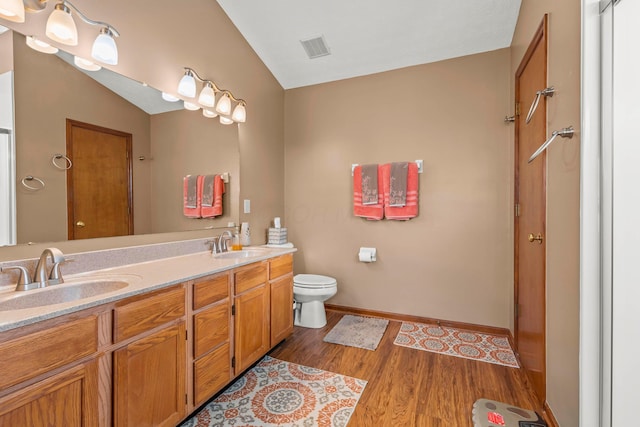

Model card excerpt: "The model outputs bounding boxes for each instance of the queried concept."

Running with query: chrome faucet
[218,230,233,253]
[0,265,39,291]
[33,248,65,287]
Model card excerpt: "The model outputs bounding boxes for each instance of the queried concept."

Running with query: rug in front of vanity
[393,322,519,368]
[323,314,389,350]
[181,355,367,427]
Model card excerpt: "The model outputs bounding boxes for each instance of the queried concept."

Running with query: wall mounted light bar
[176,67,246,124]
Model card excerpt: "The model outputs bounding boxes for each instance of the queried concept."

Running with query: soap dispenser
[231,226,242,251]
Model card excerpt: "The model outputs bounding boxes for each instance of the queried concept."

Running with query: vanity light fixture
[0,0,25,23]
[161,92,180,102]
[176,67,247,123]
[45,1,120,64]
[73,55,101,71]
[184,101,200,111]
[26,35,58,54]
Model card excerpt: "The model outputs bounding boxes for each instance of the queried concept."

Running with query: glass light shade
[219,116,234,125]
[231,103,246,123]
[162,92,180,102]
[0,0,25,23]
[177,71,196,98]
[26,36,59,54]
[74,56,101,71]
[46,5,78,46]
[184,101,200,111]
[203,109,218,118]
[198,83,216,107]
[91,28,118,65]
[215,93,231,115]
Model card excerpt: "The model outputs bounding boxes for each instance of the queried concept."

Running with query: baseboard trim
[324,304,511,337]
[542,401,560,427]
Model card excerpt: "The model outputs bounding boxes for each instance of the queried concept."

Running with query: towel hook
[528,126,574,163]
[525,87,555,124]
[51,154,72,170]
[21,176,46,191]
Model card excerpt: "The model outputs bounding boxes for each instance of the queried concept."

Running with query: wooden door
[270,274,294,347]
[234,283,270,374]
[113,322,186,427]
[66,119,133,240]
[0,360,98,426]
[514,16,548,405]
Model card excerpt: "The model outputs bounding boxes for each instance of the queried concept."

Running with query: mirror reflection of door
[66,119,133,240]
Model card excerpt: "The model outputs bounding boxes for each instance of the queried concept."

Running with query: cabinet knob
[76,221,85,228]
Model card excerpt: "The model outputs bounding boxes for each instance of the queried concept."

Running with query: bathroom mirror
[1,30,240,246]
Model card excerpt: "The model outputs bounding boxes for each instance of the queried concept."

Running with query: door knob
[76,221,85,228]
[528,233,543,244]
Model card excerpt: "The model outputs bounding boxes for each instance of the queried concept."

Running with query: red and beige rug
[182,355,367,427]
[393,322,519,368]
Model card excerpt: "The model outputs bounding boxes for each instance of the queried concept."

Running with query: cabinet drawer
[114,285,185,342]
[269,254,293,280]
[194,302,229,358]
[193,273,229,310]
[0,315,98,389]
[194,342,231,406]
[234,262,267,294]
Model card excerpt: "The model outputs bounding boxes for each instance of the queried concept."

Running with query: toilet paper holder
[358,247,377,262]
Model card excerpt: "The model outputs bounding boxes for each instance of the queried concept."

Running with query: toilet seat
[294,274,337,289]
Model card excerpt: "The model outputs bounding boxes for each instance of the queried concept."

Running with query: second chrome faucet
[0,247,66,291]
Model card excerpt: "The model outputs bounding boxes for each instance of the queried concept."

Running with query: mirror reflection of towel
[202,175,215,207]
[389,162,408,207]
[185,175,198,208]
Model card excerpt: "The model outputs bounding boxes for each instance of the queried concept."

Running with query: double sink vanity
[0,244,296,426]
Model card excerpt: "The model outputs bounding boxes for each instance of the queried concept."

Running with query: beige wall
[150,109,239,232]
[13,33,152,244]
[511,1,581,426]
[285,49,513,328]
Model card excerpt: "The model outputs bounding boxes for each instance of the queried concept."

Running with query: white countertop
[0,246,296,332]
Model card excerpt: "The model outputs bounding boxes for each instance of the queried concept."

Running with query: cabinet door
[234,283,270,374]
[114,322,186,427]
[0,360,98,426]
[270,274,294,347]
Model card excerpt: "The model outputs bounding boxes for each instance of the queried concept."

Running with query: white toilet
[293,274,337,328]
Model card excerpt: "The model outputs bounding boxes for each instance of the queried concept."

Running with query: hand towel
[353,165,384,220]
[383,162,419,220]
[361,164,379,205]
[183,175,204,218]
[201,175,215,207]
[201,174,225,218]
[389,162,409,206]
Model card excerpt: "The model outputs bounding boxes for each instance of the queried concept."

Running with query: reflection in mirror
[1,30,240,246]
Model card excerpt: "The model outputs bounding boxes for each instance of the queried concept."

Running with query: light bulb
[26,36,59,54]
[74,56,101,71]
[198,82,216,107]
[92,27,118,65]
[184,101,200,111]
[0,0,25,23]
[162,92,180,102]
[215,93,231,115]
[203,109,218,118]
[219,116,234,125]
[231,103,246,123]
[178,70,196,98]
[46,3,78,46]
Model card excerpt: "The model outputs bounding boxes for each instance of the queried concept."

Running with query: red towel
[353,165,384,220]
[183,175,204,218]
[382,162,419,220]
[201,175,225,218]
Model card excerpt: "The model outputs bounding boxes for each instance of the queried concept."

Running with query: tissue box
[268,227,288,244]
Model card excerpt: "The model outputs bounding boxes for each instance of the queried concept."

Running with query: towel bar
[351,160,423,176]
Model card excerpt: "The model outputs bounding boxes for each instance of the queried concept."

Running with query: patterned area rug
[393,322,519,368]
[323,315,389,351]
[181,356,367,427]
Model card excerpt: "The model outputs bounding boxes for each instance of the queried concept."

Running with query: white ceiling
[216,0,522,89]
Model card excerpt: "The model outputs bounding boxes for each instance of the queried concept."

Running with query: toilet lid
[294,274,337,288]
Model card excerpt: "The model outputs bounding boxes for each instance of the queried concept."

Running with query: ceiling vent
[300,35,331,59]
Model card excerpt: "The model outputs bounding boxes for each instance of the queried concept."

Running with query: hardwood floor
[269,310,546,426]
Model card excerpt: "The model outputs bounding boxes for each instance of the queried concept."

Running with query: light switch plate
[244,199,251,213]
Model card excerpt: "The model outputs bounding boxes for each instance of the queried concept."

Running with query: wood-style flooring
[268,310,546,426]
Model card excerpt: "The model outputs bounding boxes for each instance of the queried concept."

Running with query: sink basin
[214,249,267,259]
[0,279,131,311]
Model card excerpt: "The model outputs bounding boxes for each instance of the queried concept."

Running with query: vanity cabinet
[113,285,186,427]
[269,254,294,347]
[192,272,232,406]
[233,261,270,374]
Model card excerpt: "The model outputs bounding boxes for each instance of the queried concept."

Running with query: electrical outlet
[243,199,250,213]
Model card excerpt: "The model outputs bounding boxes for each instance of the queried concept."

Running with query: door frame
[65,119,134,239]
[514,15,548,402]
